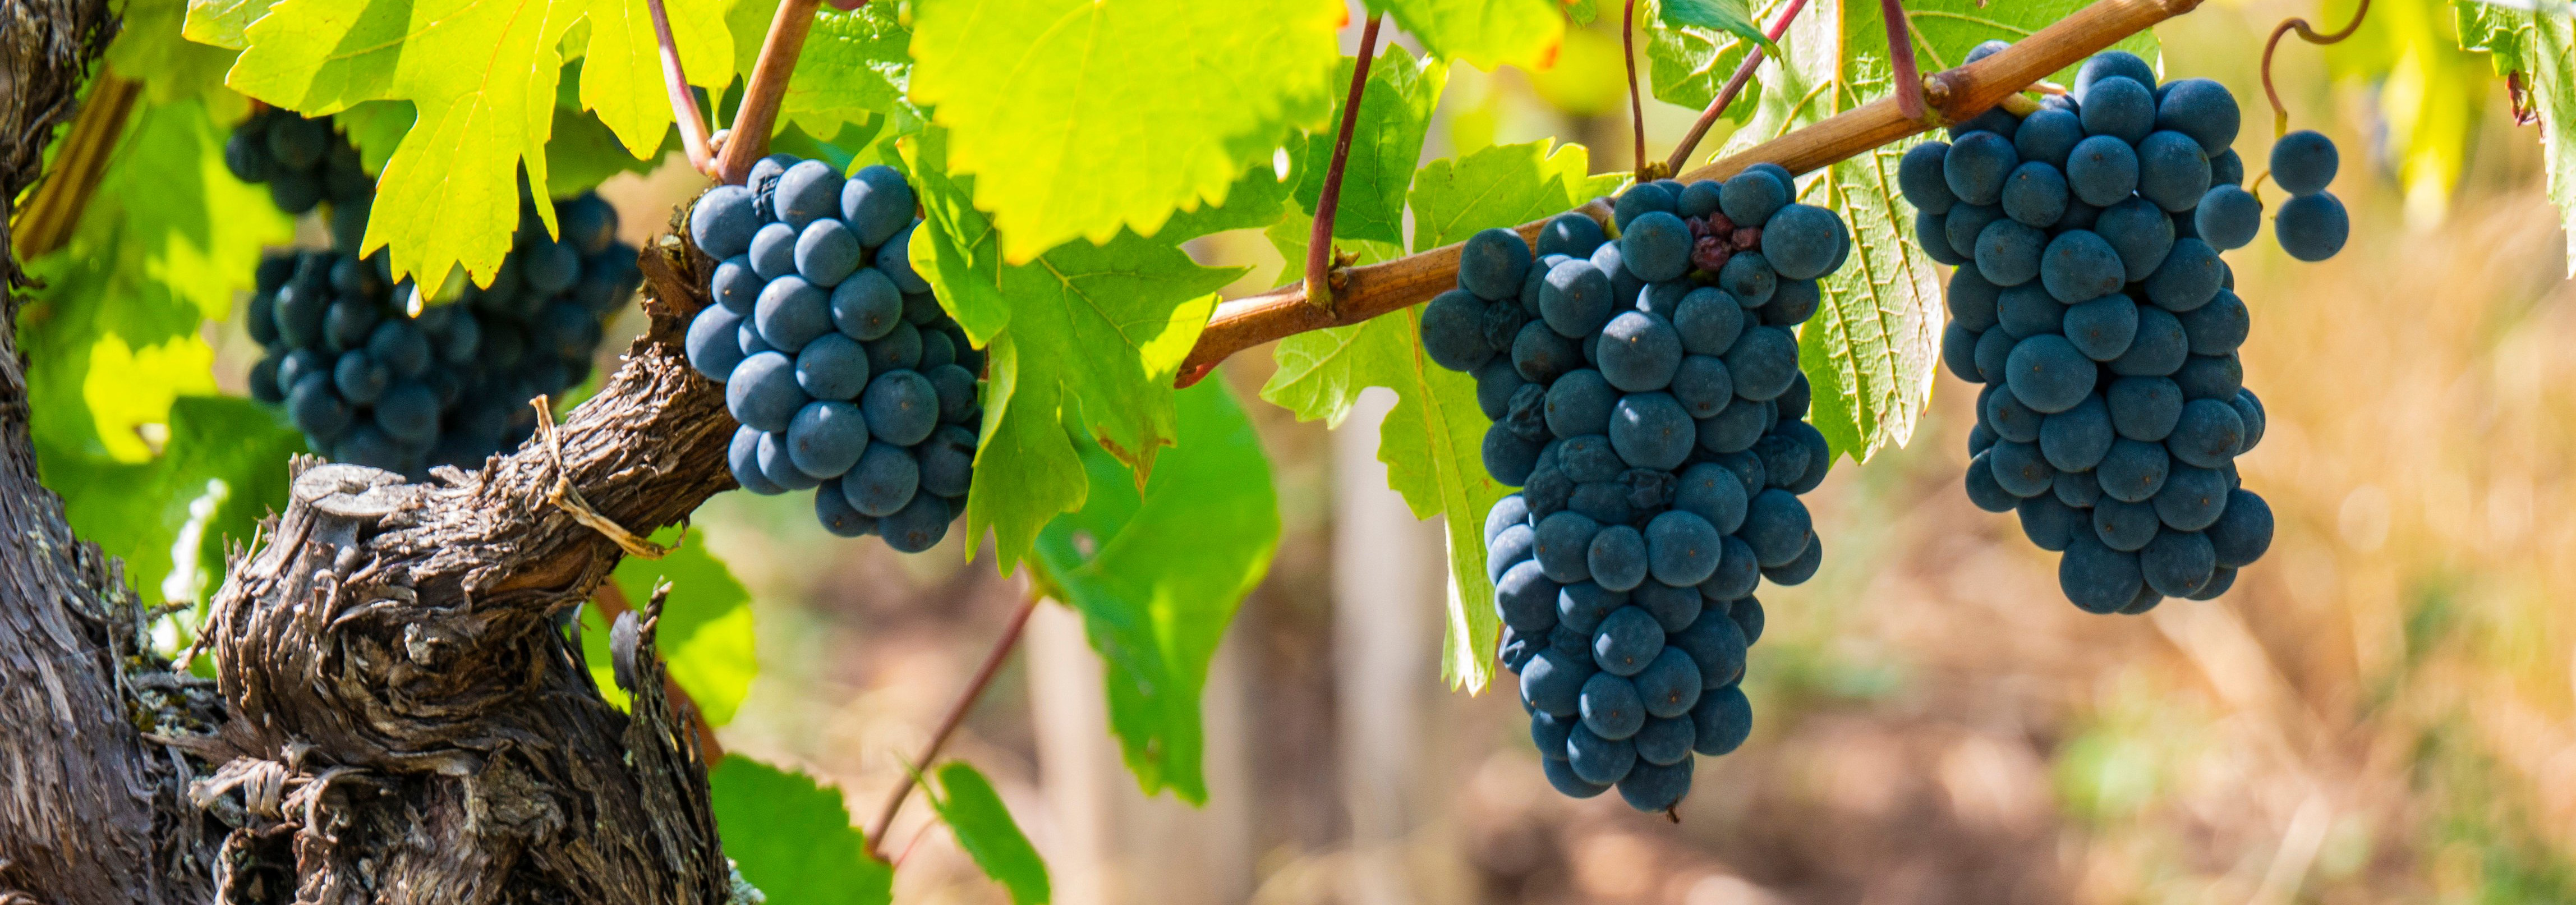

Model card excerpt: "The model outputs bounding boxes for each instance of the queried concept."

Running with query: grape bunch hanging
[684,157,983,554]
[233,111,642,479]
[1420,166,1848,812]
[1905,47,2334,612]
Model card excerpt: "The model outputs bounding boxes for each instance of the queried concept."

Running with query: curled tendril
[2260,0,2372,137]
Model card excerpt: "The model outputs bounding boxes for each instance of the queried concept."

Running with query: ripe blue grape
[864,320,922,373]
[2096,197,2176,281]
[1535,511,1603,584]
[2097,438,2171,503]
[1723,326,1799,401]
[916,424,977,498]
[840,165,916,246]
[2274,192,2348,261]
[374,380,440,444]
[1719,170,1791,226]
[795,218,863,287]
[2066,135,2141,207]
[2111,305,2189,376]
[1633,646,1703,719]
[829,268,904,341]
[1540,259,1616,339]
[2072,50,2156,104]
[772,159,843,229]
[1620,212,1693,283]
[1497,560,1562,634]
[1716,252,1776,308]
[2040,396,2115,471]
[1485,424,1543,485]
[1995,284,2064,340]
[2140,528,2216,596]
[2106,376,2184,442]
[2060,534,2145,613]
[2018,495,2084,551]
[2014,107,2085,169]
[2000,161,2071,228]
[2143,238,2223,312]
[1942,323,1982,381]
[2080,76,2156,143]
[2091,497,2160,552]
[1672,287,1744,355]
[1690,686,1752,756]
[1538,213,1608,259]
[1975,218,2046,287]
[1460,227,1533,301]
[1701,535,1762,601]
[787,400,870,477]
[1984,385,2042,443]
[2206,489,2273,567]
[1645,509,1723,586]
[1898,141,1957,213]
[2269,130,2338,195]
[2153,466,2229,531]
[1545,369,1617,437]
[1763,278,1820,327]
[1943,131,2018,206]
[1943,204,2004,261]
[1669,355,1734,420]
[1614,182,1677,230]
[2154,78,2240,154]
[2173,355,2242,401]
[880,493,952,554]
[749,222,799,281]
[878,223,930,293]
[860,369,940,447]
[287,372,353,439]
[1420,289,1493,372]
[727,351,808,433]
[1609,393,1694,471]
[1761,204,1845,280]
[1989,439,2055,498]
[2194,185,2262,251]
[332,351,389,405]
[2136,130,2213,212]
[1973,326,2016,384]
[755,276,832,352]
[1597,311,1682,392]
[1738,489,1812,567]
[2064,294,2140,361]
[1591,606,1665,677]
[1695,400,1768,455]
[1579,672,1648,739]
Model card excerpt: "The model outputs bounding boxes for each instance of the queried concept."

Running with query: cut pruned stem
[1174,0,2207,388]
[1664,0,1809,174]
[1883,0,1925,120]
[716,0,822,183]
[647,0,716,177]
[861,592,1042,862]
[1307,13,1386,314]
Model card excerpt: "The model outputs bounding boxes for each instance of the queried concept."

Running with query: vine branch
[646,0,716,177]
[1664,0,1809,174]
[2260,0,2370,136]
[1624,0,1654,179]
[1307,13,1386,314]
[715,0,822,183]
[1881,0,1925,121]
[1173,0,2207,388]
[861,592,1041,862]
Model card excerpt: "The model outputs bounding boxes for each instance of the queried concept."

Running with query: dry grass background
[625,2,2576,901]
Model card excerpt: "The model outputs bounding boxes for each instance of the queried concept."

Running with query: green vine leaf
[1659,0,1774,51]
[1262,139,1611,692]
[1364,0,1566,71]
[1289,45,1448,246]
[216,0,735,287]
[904,131,1245,570]
[726,0,917,139]
[927,762,1052,904]
[1721,0,2156,461]
[576,527,758,725]
[1032,380,1279,803]
[2456,0,2576,275]
[907,0,1342,263]
[707,758,893,905]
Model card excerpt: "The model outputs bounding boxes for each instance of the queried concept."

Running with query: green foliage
[1031,379,1280,802]
[1365,0,1567,71]
[206,0,737,288]
[1289,46,1449,246]
[1658,0,1772,50]
[707,757,893,905]
[1643,0,1765,117]
[906,0,1343,262]
[1718,0,2156,463]
[903,131,1245,571]
[2455,0,2576,277]
[1264,140,1614,692]
[47,399,302,614]
[578,526,760,725]
[925,762,1050,904]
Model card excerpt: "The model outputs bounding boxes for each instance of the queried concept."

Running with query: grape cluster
[224,108,378,252]
[1421,167,1848,811]
[234,114,641,479]
[684,156,983,553]
[1903,48,2314,612]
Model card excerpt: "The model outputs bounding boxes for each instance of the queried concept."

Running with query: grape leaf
[1031,379,1278,803]
[218,0,734,287]
[335,100,413,174]
[1563,0,1598,25]
[577,526,759,725]
[707,757,893,905]
[1259,140,1610,692]
[1644,0,1766,116]
[2456,0,2576,276]
[553,63,679,197]
[1717,0,2155,461]
[1364,0,1566,71]
[907,0,1343,262]
[1287,45,1448,246]
[903,131,1243,570]
[1659,0,1771,49]
[45,398,303,612]
[724,0,918,140]
[926,762,1051,904]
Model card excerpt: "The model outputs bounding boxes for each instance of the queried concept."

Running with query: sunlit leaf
[707,757,893,905]
[2457,0,2576,274]
[1288,45,1449,246]
[1364,0,1565,71]
[926,762,1051,904]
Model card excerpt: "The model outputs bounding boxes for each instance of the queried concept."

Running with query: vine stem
[1881,0,1924,120]
[645,0,716,177]
[1307,13,1386,314]
[8,68,137,261]
[1664,0,1809,174]
[1172,0,2207,388]
[2258,0,2370,137]
[715,0,822,183]
[1624,0,1650,178]
[861,592,1042,861]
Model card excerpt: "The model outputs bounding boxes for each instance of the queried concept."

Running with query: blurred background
[268,0,2574,901]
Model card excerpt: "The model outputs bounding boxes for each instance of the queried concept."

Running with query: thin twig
[8,68,138,260]
[591,580,724,759]
[1882,0,1924,120]
[861,592,1042,861]
[715,0,822,183]
[1624,0,1651,178]
[1174,0,2207,388]
[2260,0,2371,136]
[646,0,716,177]
[1307,13,1386,314]
[1664,0,1808,175]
